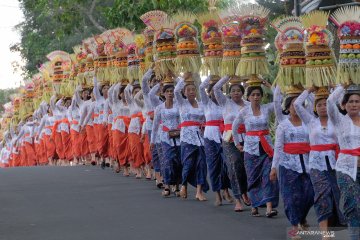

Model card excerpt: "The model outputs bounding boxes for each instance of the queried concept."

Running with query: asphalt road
[0,166,349,240]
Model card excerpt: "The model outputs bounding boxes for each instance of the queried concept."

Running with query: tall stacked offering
[20,79,35,121]
[301,11,336,87]
[235,4,270,85]
[47,51,71,95]
[93,34,108,84]
[218,7,241,77]
[82,37,98,85]
[134,33,147,79]
[271,16,305,89]
[38,61,53,103]
[142,27,155,69]
[199,0,223,78]
[141,10,175,78]
[172,11,201,75]
[123,34,140,83]
[331,6,360,85]
[111,28,132,82]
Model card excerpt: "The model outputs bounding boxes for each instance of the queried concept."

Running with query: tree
[0,89,18,112]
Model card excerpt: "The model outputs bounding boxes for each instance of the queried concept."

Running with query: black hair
[132,85,141,94]
[207,83,216,94]
[99,84,109,97]
[120,86,126,95]
[246,86,263,99]
[313,97,327,117]
[229,84,245,94]
[281,96,297,115]
[342,92,360,105]
[339,92,360,115]
[162,84,174,93]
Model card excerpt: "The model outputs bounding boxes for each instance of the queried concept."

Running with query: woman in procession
[232,80,279,217]
[327,84,360,240]
[151,74,181,197]
[174,73,209,201]
[270,86,314,234]
[199,75,233,207]
[213,75,251,211]
[294,87,345,234]
[124,80,144,178]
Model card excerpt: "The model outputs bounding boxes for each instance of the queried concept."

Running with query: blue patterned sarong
[222,141,247,199]
[279,165,314,226]
[337,168,360,240]
[180,142,209,192]
[161,142,182,186]
[204,139,231,192]
[244,147,279,208]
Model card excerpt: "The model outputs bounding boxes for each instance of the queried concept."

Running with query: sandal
[162,189,171,197]
[241,195,251,206]
[234,206,243,212]
[266,209,278,218]
[251,208,260,217]
[156,181,163,189]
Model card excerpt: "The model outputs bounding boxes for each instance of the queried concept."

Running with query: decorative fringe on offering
[96,67,106,83]
[103,66,112,84]
[113,67,128,82]
[273,66,306,89]
[127,66,140,83]
[220,58,240,77]
[202,57,222,77]
[42,92,52,104]
[336,63,360,85]
[75,72,84,86]
[175,56,202,75]
[156,59,176,77]
[305,66,336,87]
[236,58,269,77]
[84,71,95,86]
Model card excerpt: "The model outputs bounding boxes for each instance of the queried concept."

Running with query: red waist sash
[339,146,360,156]
[205,120,224,132]
[179,121,202,128]
[114,116,131,126]
[224,124,246,134]
[310,144,339,159]
[284,142,310,155]
[246,129,273,157]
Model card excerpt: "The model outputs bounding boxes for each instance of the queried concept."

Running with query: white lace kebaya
[232,102,274,156]
[151,102,181,147]
[110,83,130,133]
[272,118,310,173]
[125,84,143,135]
[213,76,250,143]
[294,90,338,172]
[199,77,223,144]
[327,86,360,181]
[174,78,205,147]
